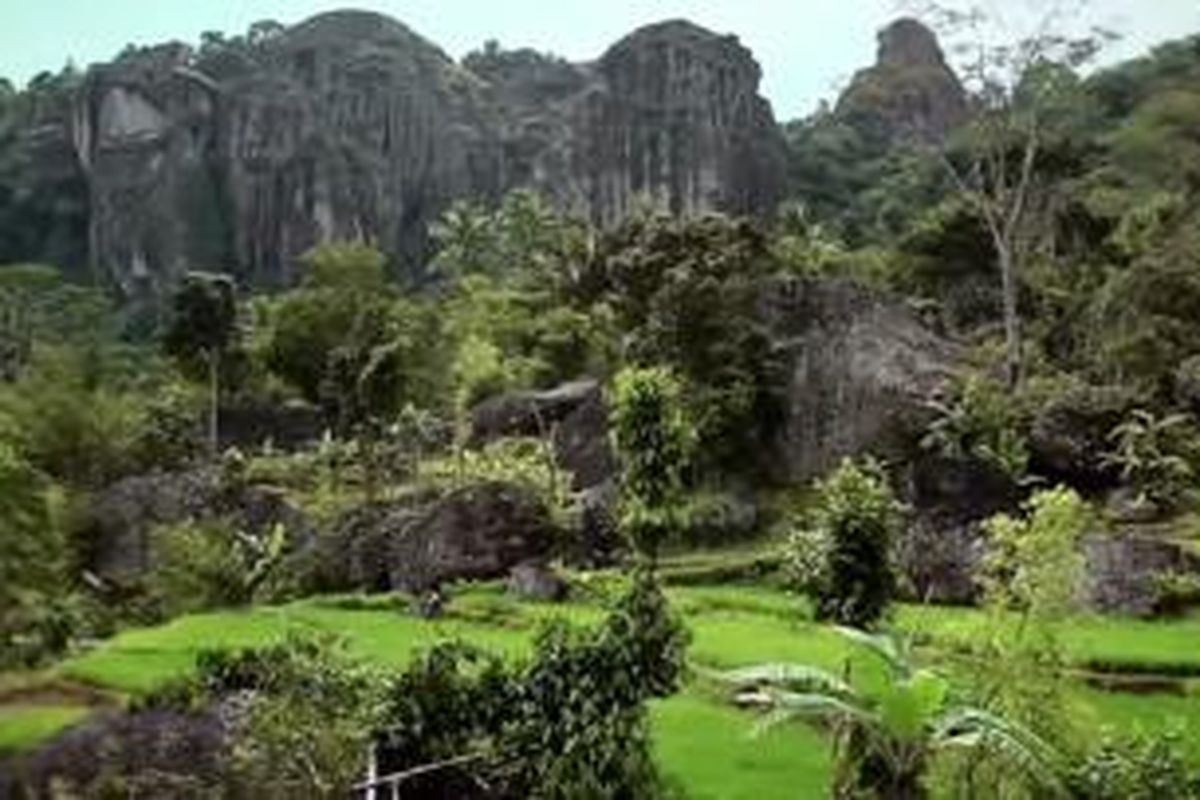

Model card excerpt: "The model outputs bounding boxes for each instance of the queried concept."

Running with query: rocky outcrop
[835,18,969,144]
[316,482,558,593]
[760,277,963,483]
[11,12,785,299]
[1029,384,1138,490]
[83,468,312,583]
[1085,529,1200,616]
[470,378,616,489]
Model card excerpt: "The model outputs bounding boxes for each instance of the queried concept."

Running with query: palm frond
[719,663,854,696]
[832,626,909,677]
[935,707,1069,797]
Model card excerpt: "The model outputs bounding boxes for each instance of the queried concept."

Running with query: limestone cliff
[835,18,968,144]
[53,11,786,296]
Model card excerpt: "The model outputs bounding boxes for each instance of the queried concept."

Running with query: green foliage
[153,633,385,798]
[1070,729,1200,800]
[0,347,162,487]
[720,628,1070,800]
[380,568,687,798]
[263,242,449,431]
[981,486,1090,618]
[147,517,291,618]
[922,374,1030,479]
[0,443,75,667]
[792,458,901,630]
[1102,409,1197,511]
[584,213,780,473]
[611,366,695,559]
[417,436,576,528]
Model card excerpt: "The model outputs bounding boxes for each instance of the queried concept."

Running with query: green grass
[651,691,829,800]
[6,581,1200,797]
[0,705,91,754]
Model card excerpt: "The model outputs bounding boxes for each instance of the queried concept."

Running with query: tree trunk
[997,243,1022,389]
[208,350,220,456]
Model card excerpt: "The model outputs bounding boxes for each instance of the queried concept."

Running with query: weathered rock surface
[759,277,963,483]
[470,378,616,489]
[1029,384,1138,490]
[83,468,312,583]
[508,561,570,602]
[10,12,786,298]
[316,481,558,592]
[835,18,969,144]
[1085,529,1200,616]
[2,708,228,798]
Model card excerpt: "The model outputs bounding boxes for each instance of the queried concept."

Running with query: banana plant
[718,628,1068,800]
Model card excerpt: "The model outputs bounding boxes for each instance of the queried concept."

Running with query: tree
[917,1,1116,386]
[164,272,238,455]
[720,627,1070,800]
[793,458,902,630]
[610,366,694,561]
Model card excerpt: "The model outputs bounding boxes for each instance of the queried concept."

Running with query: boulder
[318,482,559,593]
[3,708,228,798]
[1029,384,1139,490]
[759,277,963,483]
[895,454,1019,604]
[83,468,313,583]
[1084,529,1200,616]
[470,379,616,489]
[508,562,570,602]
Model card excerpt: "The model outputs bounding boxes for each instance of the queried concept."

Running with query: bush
[380,569,687,798]
[1070,730,1200,800]
[980,486,1090,618]
[610,366,695,560]
[1102,409,1198,512]
[147,517,290,618]
[418,436,576,529]
[921,374,1030,480]
[789,458,902,629]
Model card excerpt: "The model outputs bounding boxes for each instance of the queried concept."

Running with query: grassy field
[3,581,1199,796]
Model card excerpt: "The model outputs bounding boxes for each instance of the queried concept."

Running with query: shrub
[1102,409,1198,512]
[418,436,576,529]
[379,569,687,798]
[980,486,1090,618]
[1070,729,1200,800]
[147,517,290,618]
[791,458,902,629]
[610,366,694,560]
[921,374,1030,480]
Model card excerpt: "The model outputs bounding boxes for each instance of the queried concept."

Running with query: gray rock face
[1085,529,1200,616]
[84,468,312,583]
[470,378,616,489]
[835,18,969,144]
[39,12,785,298]
[318,482,558,593]
[760,277,963,483]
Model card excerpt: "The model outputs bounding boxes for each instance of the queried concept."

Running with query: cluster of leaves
[784,458,902,630]
[922,374,1031,480]
[981,485,1090,619]
[417,436,577,529]
[146,517,292,619]
[610,366,695,559]
[381,569,687,798]
[1101,409,1198,512]
[1070,729,1200,800]
[720,627,1070,800]
[581,213,782,475]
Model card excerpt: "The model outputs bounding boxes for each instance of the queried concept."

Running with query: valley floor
[3,572,1200,797]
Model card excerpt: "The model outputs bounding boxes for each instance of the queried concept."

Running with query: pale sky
[2,1,1197,120]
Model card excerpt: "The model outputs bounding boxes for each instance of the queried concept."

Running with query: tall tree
[164,272,238,455]
[916,0,1115,386]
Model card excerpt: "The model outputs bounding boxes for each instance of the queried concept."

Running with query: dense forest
[1,7,1200,800]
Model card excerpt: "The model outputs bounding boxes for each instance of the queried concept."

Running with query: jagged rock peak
[877,18,948,68]
[835,16,969,144]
